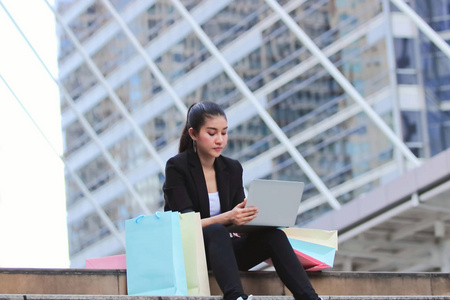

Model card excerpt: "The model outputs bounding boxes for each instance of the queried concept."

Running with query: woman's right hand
[229,198,258,225]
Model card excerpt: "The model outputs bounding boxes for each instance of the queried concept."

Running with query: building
[55,0,450,269]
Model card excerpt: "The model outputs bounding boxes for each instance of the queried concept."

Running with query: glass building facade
[55,0,450,268]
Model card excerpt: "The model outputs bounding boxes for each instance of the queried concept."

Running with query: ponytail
[178,122,193,153]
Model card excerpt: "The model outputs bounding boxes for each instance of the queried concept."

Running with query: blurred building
[55,0,450,270]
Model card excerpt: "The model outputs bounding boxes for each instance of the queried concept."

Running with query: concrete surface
[0,269,449,296]
[1,295,450,300]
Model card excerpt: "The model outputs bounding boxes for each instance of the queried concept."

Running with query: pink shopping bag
[85,254,127,269]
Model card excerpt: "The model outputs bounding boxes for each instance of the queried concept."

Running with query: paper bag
[125,211,188,295]
[179,212,210,296]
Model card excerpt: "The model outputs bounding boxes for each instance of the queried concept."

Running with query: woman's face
[190,115,228,159]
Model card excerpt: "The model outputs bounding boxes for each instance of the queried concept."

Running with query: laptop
[227,179,304,233]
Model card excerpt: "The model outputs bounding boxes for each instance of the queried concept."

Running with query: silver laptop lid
[244,179,304,227]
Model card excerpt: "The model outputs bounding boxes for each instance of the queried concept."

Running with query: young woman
[163,101,322,300]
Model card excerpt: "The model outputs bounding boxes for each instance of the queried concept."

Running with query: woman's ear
[188,127,196,140]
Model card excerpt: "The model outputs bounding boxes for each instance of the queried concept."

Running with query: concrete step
[0,269,449,296]
[1,296,450,300]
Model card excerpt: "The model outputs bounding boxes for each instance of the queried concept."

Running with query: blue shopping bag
[287,238,336,271]
[125,211,188,296]
[266,228,337,271]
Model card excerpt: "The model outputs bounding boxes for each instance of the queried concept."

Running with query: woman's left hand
[228,198,258,226]
[200,198,258,228]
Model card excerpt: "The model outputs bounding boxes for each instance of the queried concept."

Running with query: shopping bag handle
[135,212,162,223]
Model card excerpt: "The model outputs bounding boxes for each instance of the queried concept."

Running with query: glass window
[401,111,422,144]
[395,38,416,69]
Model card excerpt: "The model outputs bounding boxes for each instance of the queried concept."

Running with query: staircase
[0,296,450,300]
[0,268,449,299]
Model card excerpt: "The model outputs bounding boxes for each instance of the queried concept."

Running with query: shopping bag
[85,254,126,269]
[282,227,338,249]
[125,211,188,296]
[179,212,210,296]
[282,228,338,271]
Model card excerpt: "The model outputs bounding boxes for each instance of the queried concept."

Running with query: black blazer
[163,148,245,219]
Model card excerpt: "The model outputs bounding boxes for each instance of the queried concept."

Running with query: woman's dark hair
[179,101,227,153]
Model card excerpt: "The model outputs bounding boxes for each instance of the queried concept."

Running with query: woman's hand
[228,198,258,225]
[200,198,258,228]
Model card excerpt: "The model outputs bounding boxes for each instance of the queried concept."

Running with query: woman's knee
[203,223,230,241]
[262,228,290,245]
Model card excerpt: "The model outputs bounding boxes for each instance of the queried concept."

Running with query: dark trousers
[202,223,319,300]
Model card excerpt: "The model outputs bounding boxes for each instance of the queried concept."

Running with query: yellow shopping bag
[281,227,338,271]
[179,212,210,296]
[282,228,338,250]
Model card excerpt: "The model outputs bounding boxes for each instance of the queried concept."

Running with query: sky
[0,0,70,268]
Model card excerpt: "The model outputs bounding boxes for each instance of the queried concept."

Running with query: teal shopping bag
[287,238,336,271]
[266,228,337,271]
[125,211,188,296]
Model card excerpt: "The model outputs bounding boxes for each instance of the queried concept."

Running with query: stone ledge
[0,269,449,296]
[1,295,450,300]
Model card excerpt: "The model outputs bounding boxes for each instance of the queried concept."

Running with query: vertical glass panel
[395,38,416,69]
[426,96,450,156]
[401,111,423,157]
[394,38,418,84]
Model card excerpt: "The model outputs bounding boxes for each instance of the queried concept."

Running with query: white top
[208,192,221,216]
